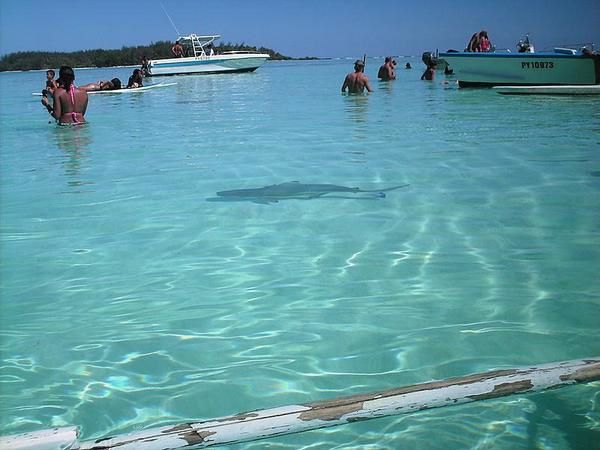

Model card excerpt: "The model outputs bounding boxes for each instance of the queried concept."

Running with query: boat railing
[557,42,595,51]
[1,357,598,450]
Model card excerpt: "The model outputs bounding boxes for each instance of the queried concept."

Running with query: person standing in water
[378,57,395,81]
[43,69,58,94]
[421,62,436,80]
[41,66,88,125]
[342,59,373,94]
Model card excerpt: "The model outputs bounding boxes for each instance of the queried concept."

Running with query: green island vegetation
[0,41,317,72]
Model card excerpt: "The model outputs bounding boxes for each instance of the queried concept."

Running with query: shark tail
[358,184,410,193]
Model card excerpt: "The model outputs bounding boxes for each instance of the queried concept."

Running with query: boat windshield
[178,34,220,58]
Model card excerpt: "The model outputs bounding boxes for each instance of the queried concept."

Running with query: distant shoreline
[0,41,303,72]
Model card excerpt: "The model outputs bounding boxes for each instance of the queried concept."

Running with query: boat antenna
[160,1,180,36]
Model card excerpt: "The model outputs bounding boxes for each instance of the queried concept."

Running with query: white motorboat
[147,34,270,76]
[440,41,599,87]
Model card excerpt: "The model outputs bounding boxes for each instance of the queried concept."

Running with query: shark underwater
[207,181,410,204]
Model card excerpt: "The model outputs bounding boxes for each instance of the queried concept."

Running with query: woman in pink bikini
[42,66,88,125]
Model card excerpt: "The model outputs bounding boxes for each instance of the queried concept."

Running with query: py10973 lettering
[521,61,554,69]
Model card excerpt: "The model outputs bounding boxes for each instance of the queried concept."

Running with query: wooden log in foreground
[1,358,599,450]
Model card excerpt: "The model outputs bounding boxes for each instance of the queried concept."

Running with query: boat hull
[148,54,270,76]
[439,52,598,87]
[494,85,600,95]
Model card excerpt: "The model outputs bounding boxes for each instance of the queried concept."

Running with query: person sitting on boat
[478,31,491,52]
[79,78,122,92]
[466,32,480,52]
[127,69,144,88]
[41,66,88,125]
[341,59,373,94]
[171,40,184,58]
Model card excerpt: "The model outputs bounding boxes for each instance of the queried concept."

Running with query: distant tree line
[0,41,294,72]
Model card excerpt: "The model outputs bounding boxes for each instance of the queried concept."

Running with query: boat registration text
[521,61,555,69]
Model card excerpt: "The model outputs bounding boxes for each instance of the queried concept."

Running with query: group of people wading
[341,30,494,94]
[341,56,400,94]
[341,53,443,94]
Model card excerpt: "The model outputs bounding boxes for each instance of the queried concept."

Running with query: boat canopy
[177,34,221,57]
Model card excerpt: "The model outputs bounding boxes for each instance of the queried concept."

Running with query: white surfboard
[33,82,177,96]
[494,85,600,95]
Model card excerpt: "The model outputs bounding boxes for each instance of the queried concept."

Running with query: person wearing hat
[341,59,373,94]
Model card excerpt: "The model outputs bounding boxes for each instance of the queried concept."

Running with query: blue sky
[1,0,599,57]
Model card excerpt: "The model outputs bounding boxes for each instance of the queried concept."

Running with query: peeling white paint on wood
[2,358,598,450]
[0,426,78,450]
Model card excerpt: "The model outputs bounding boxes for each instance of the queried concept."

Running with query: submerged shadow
[206,181,409,204]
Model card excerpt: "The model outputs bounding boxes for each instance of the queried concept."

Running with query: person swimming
[41,66,88,125]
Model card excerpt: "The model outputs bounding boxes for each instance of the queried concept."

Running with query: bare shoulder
[53,87,67,99]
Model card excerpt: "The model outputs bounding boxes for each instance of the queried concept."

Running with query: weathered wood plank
[0,426,79,450]
[2,358,598,450]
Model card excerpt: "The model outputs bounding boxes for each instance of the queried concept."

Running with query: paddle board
[494,85,600,95]
[32,82,177,96]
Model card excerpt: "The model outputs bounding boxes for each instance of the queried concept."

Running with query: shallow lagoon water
[1,59,599,448]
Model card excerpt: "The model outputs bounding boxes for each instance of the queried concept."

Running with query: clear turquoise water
[1,59,599,448]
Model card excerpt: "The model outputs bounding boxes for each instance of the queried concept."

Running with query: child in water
[42,69,58,97]
[41,69,59,110]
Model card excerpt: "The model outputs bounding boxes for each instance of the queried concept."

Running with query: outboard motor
[517,34,534,53]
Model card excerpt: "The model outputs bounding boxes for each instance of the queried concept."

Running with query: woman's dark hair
[59,66,75,91]
[132,69,143,82]
[47,69,55,77]
[111,78,122,89]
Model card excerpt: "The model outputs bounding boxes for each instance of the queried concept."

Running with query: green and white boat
[440,45,599,87]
